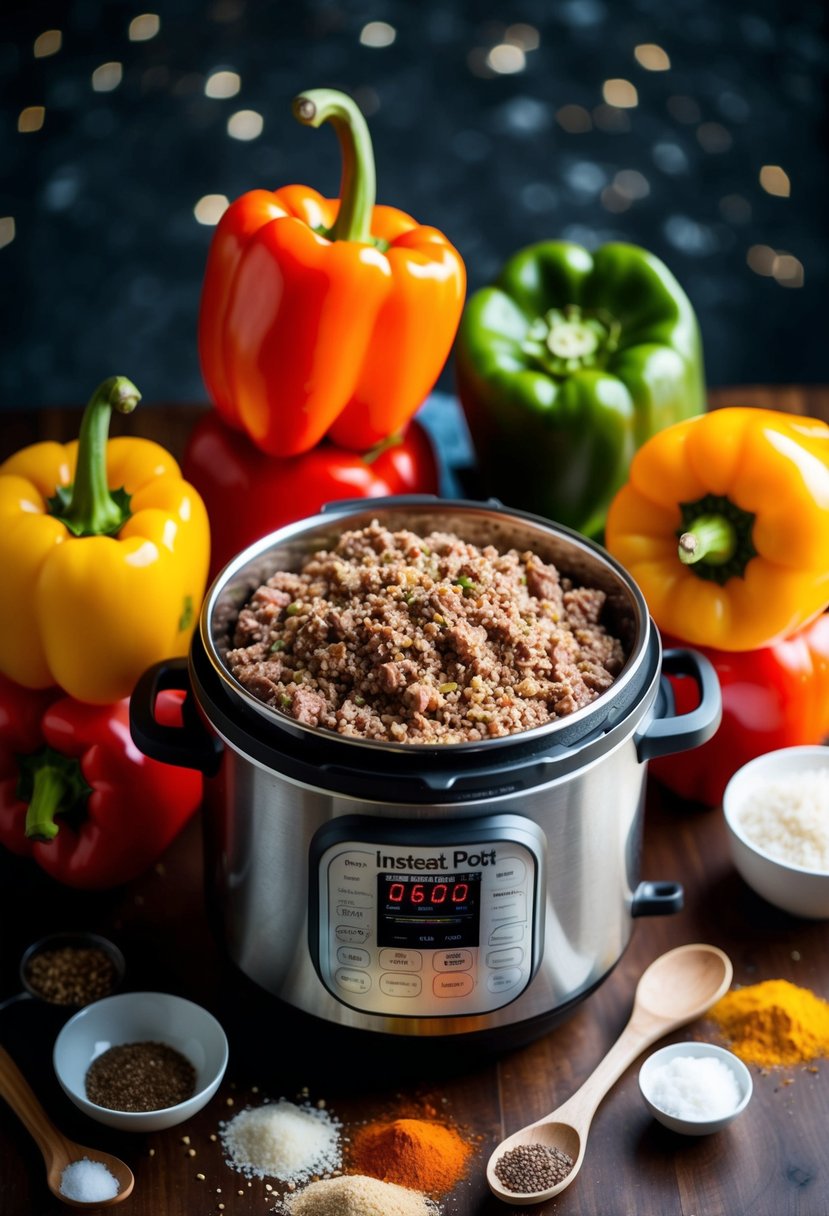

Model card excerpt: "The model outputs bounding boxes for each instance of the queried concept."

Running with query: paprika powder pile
[707,979,829,1068]
[347,1116,474,1196]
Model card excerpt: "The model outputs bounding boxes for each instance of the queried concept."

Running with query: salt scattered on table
[736,770,829,870]
[60,1157,120,1202]
[647,1054,741,1120]
[220,1098,341,1182]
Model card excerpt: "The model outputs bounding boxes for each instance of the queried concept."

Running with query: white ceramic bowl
[53,991,229,1132]
[722,745,829,920]
[639,1041,753,1136]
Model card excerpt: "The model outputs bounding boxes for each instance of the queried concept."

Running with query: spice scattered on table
[274,1174,441,1215]
[348,1116,473,1195]
[708,979,829,1067]
[60,1157,120,1202]
[493,1142,574,1194]
[220,1099,341,1182]
[24,945,117,1006]
[646,1054,742,1120]
[735,770,829,870]
[85,1041,196,1111]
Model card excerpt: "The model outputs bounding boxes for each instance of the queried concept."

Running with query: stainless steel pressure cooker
[131,497,721,1046]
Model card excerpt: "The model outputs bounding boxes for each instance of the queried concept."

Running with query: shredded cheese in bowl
[736,769,829,872]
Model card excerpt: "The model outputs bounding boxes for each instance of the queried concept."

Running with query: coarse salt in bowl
[53,991,229,1132]
[638,1041,752,1136]
[722,745,829,920]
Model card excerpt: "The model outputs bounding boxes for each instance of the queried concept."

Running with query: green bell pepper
[454,240,706,539]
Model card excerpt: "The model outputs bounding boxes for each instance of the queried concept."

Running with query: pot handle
[130,658,223,776]
[636,647,722,763]
[631,880,684,917]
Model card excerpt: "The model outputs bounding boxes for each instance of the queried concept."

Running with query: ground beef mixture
[225,522,626,744]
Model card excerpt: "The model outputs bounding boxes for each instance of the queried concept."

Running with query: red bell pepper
[650,614,829,807]
[182,409,440,582]
[0,675,202,890]
[197,88,466,457]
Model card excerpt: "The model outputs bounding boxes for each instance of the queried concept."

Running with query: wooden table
[1,387,827,1216]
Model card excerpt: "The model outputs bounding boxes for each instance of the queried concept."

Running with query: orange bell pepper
[198,87,466,457]
[604,407,829,651]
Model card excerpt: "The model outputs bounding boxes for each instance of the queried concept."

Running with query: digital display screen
[377,872,481,949]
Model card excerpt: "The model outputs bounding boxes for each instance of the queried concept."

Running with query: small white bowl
[723,745,829,920]
[639,1041,753,1136]
[53,991,229,1132]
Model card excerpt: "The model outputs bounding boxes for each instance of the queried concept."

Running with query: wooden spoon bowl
[0,1044,134,1208]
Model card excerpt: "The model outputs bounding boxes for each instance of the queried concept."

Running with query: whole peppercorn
[493,1142,574,1194]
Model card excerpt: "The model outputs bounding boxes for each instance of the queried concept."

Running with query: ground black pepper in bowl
[85,1041,197,1112]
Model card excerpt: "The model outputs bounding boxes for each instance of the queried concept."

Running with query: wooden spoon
[487,942,733,1206]
[0,1044,134,1208]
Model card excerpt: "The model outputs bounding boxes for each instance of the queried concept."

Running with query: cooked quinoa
[225,521,626,744]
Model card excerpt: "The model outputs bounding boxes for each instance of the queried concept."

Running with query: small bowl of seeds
[20,930,126,1008]
[53,991,229,1132]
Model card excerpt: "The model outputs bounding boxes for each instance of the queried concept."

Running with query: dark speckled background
[1,0,827,412]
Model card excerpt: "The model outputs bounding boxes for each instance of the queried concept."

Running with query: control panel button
[337,946,370,968]
[486,947,524,969]
[335,904,371,926]
[489,889,526,921]
[335,926,369,945]
[335,968,371,995]
[433,950,473,972]
[379,949,422,972]
[489,922,524,945]
[493,857,526,886]
[433,973,475,998]
[379,974,422,998]
[486,968,523,993]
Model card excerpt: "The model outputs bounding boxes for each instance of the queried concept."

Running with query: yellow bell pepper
[604,407,829,651]
[0,376,210,703]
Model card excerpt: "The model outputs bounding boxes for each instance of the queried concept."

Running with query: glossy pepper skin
[605,407,829,651]
[198,88,466,457]
[651,616,829,807]
[0,376,210,704]
[0,674,202,890]
[182,410,440,583]
[455,240,705,538]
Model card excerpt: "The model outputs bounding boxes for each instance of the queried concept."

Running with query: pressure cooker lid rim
[198,496,653,757]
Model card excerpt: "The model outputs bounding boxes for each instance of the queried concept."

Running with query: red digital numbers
[387,880,470,906]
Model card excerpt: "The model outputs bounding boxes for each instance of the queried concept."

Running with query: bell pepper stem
[21,748,92,842]
[292,88,376,244]
[678,514,737,567]
[24,765,69,842]
[59,376,141,537]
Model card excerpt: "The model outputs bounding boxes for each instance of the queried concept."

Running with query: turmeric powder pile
[708,979,829,1067]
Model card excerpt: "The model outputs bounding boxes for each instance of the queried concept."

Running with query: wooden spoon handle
[0,1044,73,1168]
[545,1010,673,1132]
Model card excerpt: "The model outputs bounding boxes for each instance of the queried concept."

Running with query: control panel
[310,814,546,1018]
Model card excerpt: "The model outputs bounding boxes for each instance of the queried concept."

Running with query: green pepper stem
[24,766,69,841]
[678,514,737,567]
[59,376,141,537]
[21,748,92,842]
[292,88,376,244]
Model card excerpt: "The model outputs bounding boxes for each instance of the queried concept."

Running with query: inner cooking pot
[131,496,722,1046]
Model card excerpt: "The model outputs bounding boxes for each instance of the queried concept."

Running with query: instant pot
[131,497,721,1046]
